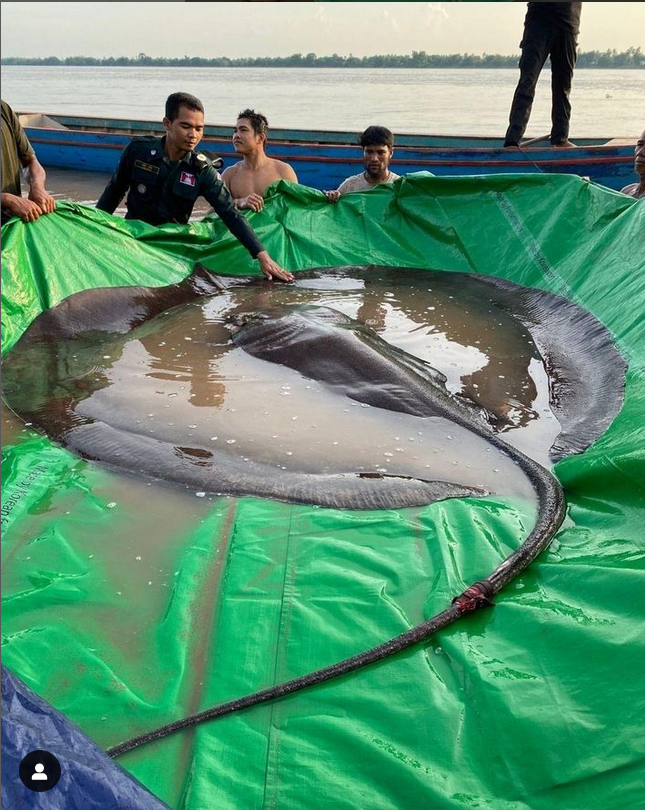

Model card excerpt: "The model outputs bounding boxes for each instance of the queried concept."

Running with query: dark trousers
[504,19,578,146]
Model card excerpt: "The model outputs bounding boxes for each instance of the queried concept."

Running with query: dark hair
[359,126,394,149]
[237,109,269,137]
[165,92,204,121]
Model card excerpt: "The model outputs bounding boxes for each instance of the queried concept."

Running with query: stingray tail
[106,432,565,759]
[484,434,566,593]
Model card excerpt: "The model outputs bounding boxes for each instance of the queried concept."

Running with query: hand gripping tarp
[2,175,644,809]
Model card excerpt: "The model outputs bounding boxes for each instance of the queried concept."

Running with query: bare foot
[552,141,577,148]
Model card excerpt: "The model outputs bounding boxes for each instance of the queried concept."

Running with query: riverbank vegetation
[2,47,644,69]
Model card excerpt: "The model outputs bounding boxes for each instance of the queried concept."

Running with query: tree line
[2,47,644,69]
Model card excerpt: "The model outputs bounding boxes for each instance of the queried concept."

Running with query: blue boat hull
[20,114,635,191]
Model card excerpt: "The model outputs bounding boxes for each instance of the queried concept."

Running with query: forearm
[26,156,47,192]
[219,209,265,257]
[96,170,131,213]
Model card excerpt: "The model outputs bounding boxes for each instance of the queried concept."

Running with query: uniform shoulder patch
[191,152,212,173]
[195,150,224,171]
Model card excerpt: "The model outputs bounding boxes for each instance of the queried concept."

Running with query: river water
[2,65,643,137]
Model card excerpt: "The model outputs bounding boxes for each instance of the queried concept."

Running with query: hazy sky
[2,2,644,59]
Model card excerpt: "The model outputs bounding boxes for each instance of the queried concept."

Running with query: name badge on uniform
[180,172,196,187]
[134,160,160,174]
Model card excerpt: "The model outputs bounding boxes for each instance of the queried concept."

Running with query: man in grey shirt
[620,128,644,200]
[325,126,400,202]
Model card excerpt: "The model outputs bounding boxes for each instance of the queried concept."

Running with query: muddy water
[74,312,529,500]
[200,271,561,467]
[2,269,561,516]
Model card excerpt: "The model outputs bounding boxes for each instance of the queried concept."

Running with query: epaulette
[131,136,160,148]
[193,150,224,172]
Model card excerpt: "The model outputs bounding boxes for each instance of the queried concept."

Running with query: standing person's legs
[549,30,577,145]
[504,22,551,147]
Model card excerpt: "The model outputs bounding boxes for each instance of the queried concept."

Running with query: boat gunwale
[17,111,633,154]
[23,134,633,169]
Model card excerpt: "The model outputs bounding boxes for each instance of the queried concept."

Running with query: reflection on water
[215,270,561,464]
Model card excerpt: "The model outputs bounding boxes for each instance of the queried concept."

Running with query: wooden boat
[18,112,635,191]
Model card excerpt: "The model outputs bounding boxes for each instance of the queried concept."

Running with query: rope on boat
[517,137,547,173]
[107,435,565,760]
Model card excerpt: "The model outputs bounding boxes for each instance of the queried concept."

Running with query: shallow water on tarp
[183,269,561,466]
[2,268,561,514]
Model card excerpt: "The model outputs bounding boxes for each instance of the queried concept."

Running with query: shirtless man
[222,109,298,212]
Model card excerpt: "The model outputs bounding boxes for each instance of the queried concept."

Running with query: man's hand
[29,184,56,214]
[256,251,294,283]
[324,190,341,203]
[1,192,47,223]
[237,193,264,212]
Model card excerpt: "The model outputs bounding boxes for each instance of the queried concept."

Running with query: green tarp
[2,175,644,809]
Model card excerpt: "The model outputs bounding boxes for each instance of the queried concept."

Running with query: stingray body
[1,291,493,510]
[229,304,495,431]
[1,264,625,512]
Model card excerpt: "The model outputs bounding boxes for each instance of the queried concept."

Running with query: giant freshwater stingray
[1,263,624,503]
[0,263,627,755]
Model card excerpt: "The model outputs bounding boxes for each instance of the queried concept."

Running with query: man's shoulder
[190,151,218,171]
[125,136,164,157]
[340,172,365,182]
[337,173,367,193]
[130,135,160,146]
[189,154,224,189]
[1,99,19,129]
[620,182,640,198]
[270,157,296,173]
[222,160,242,176]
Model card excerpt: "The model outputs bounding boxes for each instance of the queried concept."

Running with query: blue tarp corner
[1,665,171,809]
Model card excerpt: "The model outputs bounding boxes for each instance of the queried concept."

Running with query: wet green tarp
[2,175,644,809]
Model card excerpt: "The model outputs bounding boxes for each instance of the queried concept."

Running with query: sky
[1,2,644,60]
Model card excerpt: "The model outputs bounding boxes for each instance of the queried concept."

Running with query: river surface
[2,65,643,137]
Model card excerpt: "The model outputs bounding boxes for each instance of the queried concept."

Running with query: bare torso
[223,158,297,201]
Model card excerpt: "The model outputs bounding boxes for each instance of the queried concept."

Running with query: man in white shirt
[325,126,400,202]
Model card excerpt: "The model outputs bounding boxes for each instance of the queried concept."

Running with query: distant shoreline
[2,48,643,69]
